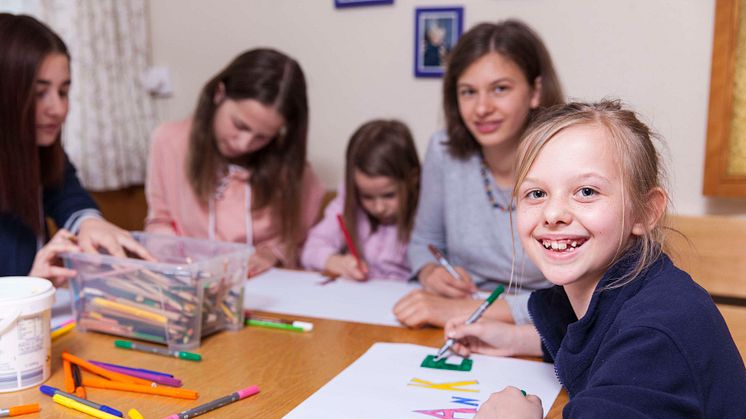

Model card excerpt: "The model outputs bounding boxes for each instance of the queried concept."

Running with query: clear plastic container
[62,232,251,350]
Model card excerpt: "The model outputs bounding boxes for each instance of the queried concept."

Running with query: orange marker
[0,403,40,416]
[82,376,198,400]
[62,360,75,393]
[61,352,150,385]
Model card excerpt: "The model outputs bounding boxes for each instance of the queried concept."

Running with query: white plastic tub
[0,276,55,392]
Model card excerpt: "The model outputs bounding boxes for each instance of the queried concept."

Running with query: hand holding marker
[434,284,505,361]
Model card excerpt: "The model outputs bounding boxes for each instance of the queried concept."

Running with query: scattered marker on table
[39,385,123,418]
[0,403,40,417]
[165,385,260,419]
[114,340,201,361]
[245,318,305,332]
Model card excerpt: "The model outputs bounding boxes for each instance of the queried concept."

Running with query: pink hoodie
[145,119,325,266]
[300,183,411,280]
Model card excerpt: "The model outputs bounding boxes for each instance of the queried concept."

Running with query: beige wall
[149,0,746,216]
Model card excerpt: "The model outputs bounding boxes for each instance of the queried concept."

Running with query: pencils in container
[336,213,363,272]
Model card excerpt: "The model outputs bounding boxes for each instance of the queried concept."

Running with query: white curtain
[2,0,157,190]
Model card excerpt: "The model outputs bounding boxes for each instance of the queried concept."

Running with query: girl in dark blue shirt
[445,101,746,418]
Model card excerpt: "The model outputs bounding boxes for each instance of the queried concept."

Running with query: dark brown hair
[0,13,67,234]
[343,120,421,256]
[443,19,564,159]
[187,48,309,264]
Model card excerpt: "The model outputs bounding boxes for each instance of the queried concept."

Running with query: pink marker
[164,385,260,419]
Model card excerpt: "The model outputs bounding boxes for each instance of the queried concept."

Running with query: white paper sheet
[285,342,562,419]
[243,269,420,327]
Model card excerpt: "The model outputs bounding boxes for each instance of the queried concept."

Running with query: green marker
[114,340,201,361]
[433,285,505,361]
[245,319,305,332]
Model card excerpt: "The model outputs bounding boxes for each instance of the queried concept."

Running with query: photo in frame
[414,6,463,78]
[334,0,394,8]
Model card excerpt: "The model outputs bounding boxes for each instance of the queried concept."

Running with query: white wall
[149,0,746,216]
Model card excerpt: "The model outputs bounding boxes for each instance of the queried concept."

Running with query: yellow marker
[92,297,168,324]
[51,322,76,340]
[128,408,145,419]
[52,393,120,419]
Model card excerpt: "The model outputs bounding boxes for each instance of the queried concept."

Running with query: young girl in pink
[301,120,420,281]
[146,49,325,276]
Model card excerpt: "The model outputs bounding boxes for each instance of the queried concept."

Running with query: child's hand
[444,318,543,357]
[474,387,543,419]
[29,229,80,286]
[393,290,481,328]
[78,218,154,261]
[324,254,368,281]
[419,263,476,298]
[248,246,279,277]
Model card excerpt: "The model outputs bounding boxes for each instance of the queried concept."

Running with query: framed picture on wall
[414,6,463,78]
[334,0,393,8]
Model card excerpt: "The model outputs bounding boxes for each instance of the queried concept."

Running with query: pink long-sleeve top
[300,183,412,281]
[145,118,326,266]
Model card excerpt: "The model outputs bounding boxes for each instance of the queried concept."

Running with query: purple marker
[165,385,260,419]
[90,362,182,387]
[89,360,174,377]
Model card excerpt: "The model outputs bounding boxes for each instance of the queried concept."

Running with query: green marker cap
[486,284,506,304]
[114,340,133,349]
[178,351,202,361]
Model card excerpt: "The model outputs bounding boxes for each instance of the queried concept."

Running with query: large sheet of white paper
[285,342,562,419]
[244,269,420,327]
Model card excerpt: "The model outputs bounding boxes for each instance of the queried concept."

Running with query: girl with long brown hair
[0,13,149,283]
[301,119,420,281]
[145,49,325,275]
[395,19,564,328]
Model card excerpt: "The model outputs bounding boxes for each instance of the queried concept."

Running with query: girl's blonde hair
[513,100,669,288]
[343,120,421,257]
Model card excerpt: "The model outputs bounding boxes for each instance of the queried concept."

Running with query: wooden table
[0,314,567,418]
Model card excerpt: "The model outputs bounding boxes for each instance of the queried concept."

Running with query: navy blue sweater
[529,252,746,418]
[0,154,98,277]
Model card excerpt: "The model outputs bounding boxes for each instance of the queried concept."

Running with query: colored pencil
[336,213,363,270]
[51,321,76,340]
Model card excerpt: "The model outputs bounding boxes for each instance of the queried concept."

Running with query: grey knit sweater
[408,132,551,323]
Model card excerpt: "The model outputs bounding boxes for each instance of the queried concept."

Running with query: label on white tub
[0,311,51,391]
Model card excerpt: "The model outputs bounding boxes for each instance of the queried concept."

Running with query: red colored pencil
[336,213,363,270]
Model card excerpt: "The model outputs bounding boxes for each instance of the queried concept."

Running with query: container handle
[0,309,22,335]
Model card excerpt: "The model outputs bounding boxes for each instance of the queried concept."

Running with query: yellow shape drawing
[408,378,479,393]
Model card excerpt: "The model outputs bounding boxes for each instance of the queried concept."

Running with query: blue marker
[39,385,123,417]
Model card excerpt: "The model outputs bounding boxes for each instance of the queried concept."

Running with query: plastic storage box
[63,232,251,350]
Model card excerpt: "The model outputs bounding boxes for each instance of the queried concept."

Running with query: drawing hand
[419,264,475,298]
[325,254,368,281]
[474,386,542,419]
